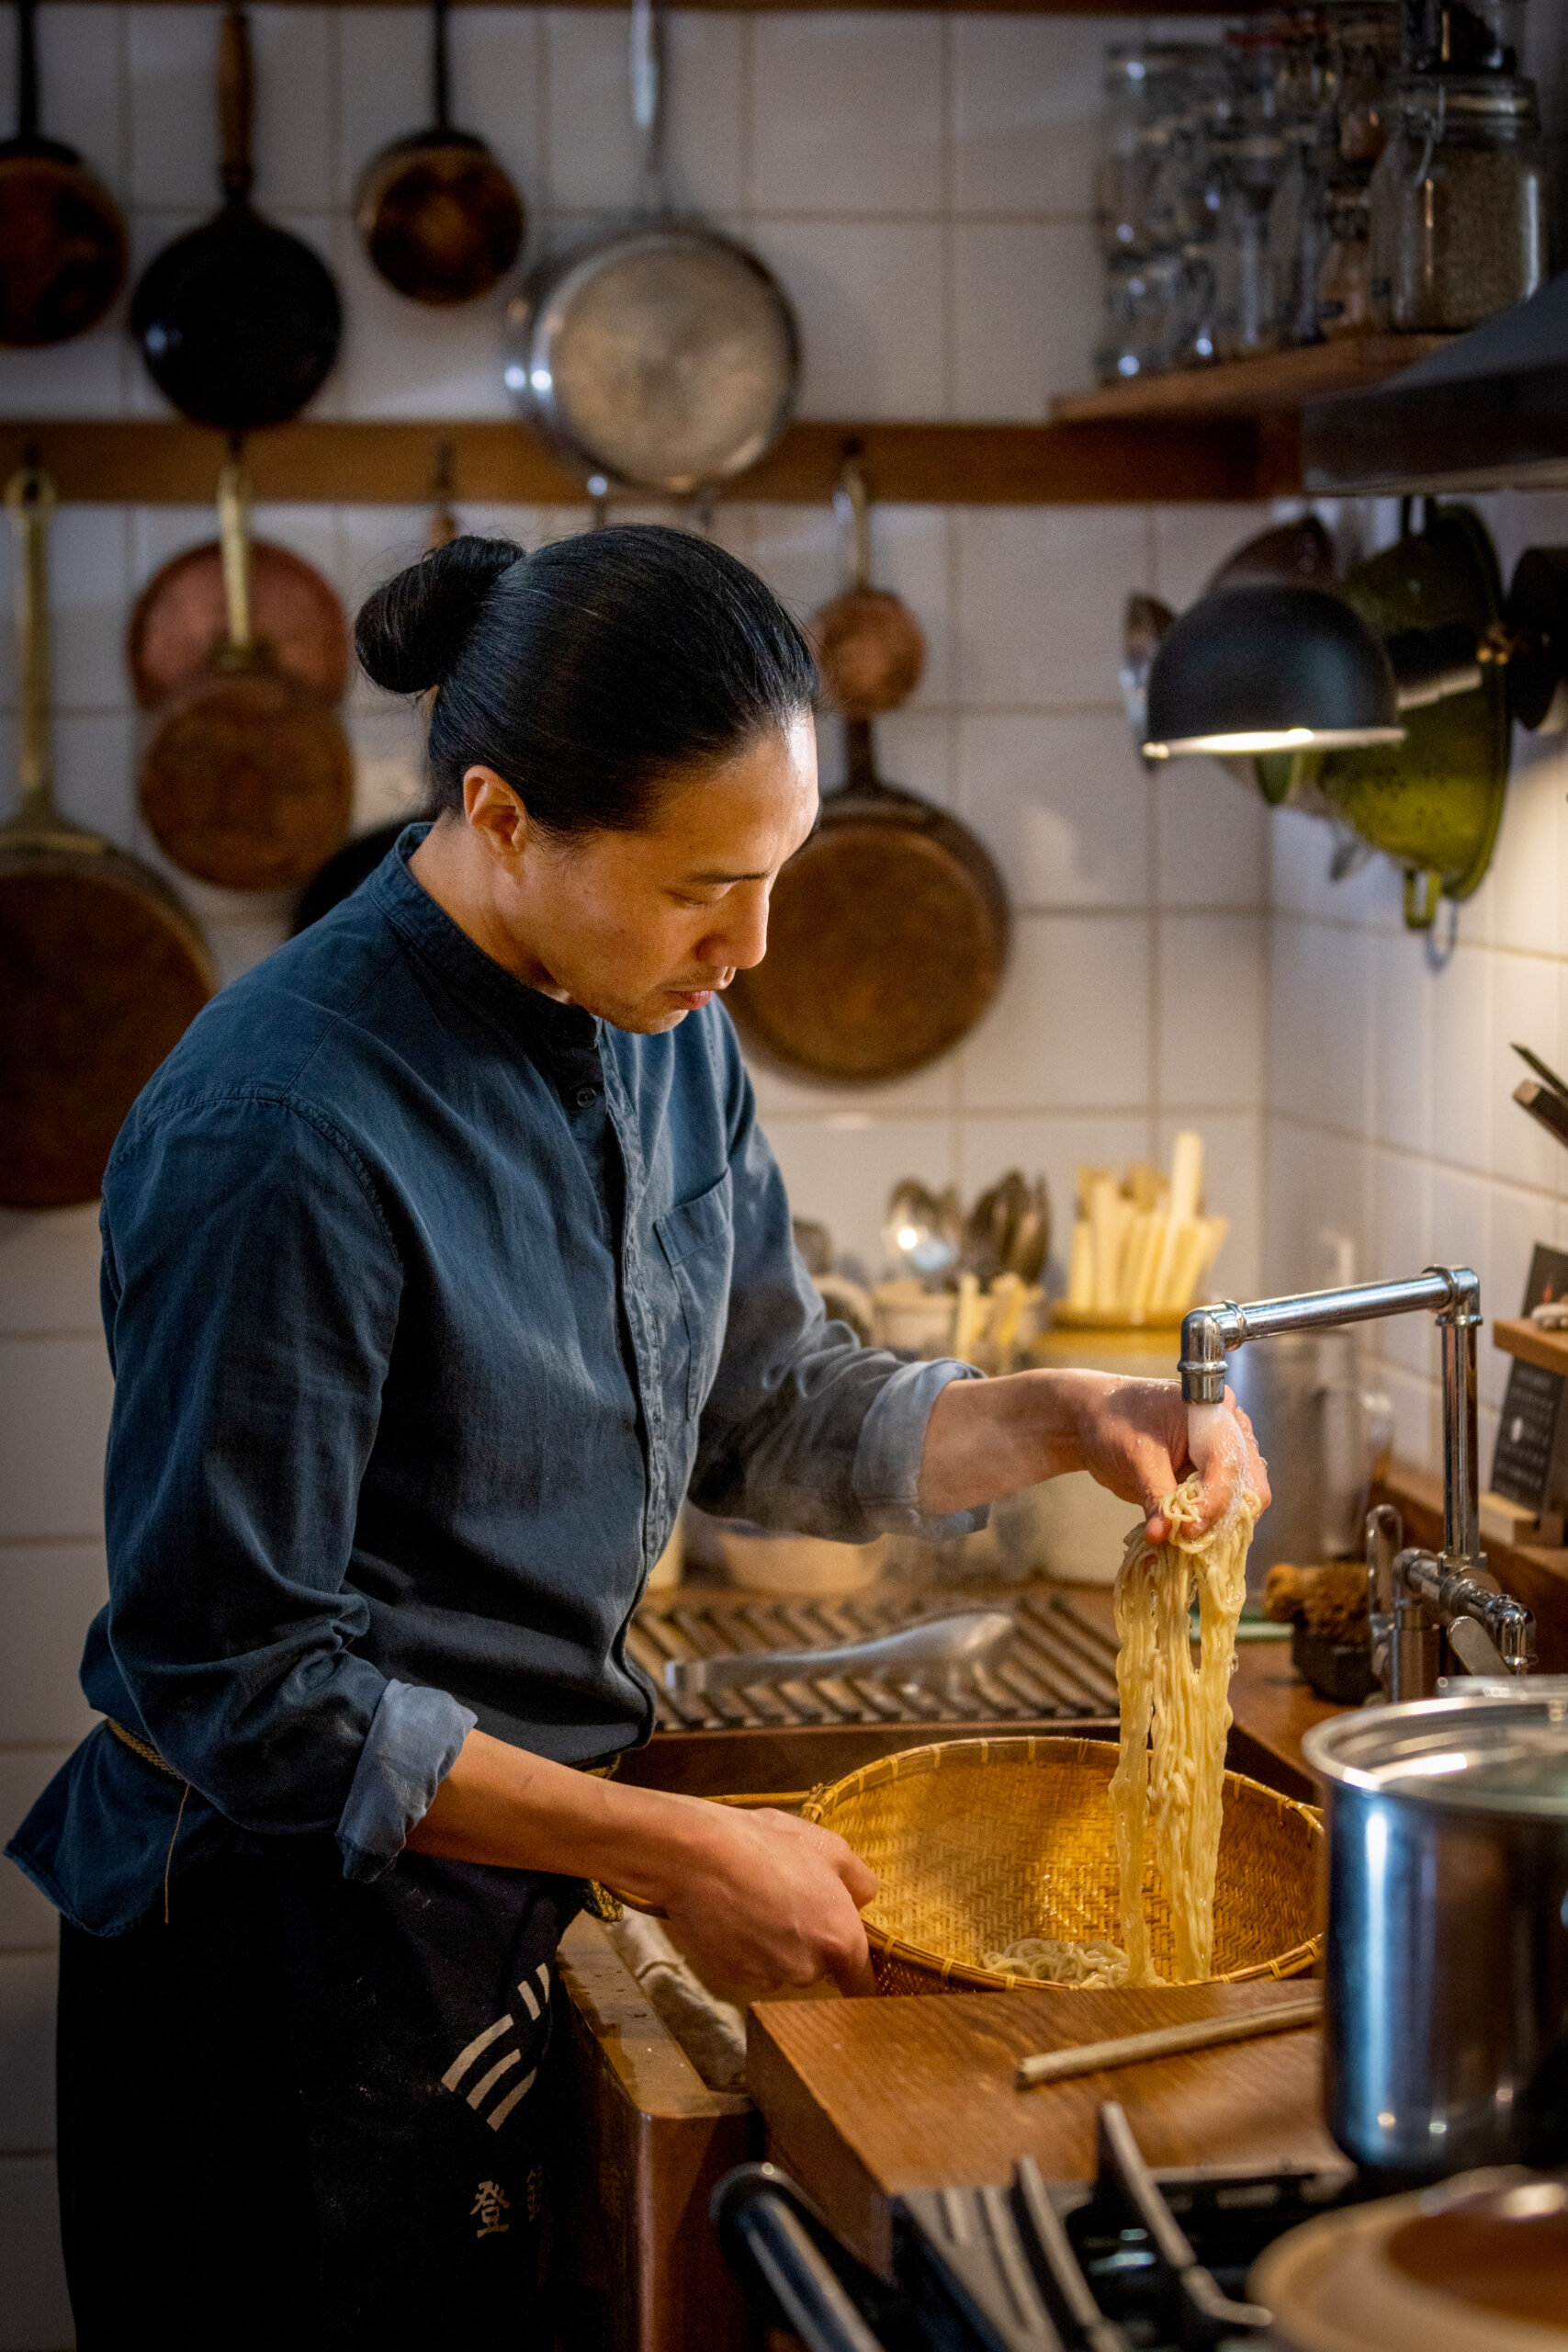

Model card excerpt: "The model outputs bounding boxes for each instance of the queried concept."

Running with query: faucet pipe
[1179,1267,1482,1568]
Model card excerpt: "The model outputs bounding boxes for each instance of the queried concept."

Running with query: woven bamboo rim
[800,1733,1323,1995]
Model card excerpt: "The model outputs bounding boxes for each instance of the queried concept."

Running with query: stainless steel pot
[1303,1685,1568,2180]
[1226,1330,1391,1591]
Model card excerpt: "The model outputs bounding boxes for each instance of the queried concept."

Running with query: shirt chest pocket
[654,1170,734,1420]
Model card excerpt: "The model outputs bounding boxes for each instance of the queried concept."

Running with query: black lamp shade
[1143,582,1404,759]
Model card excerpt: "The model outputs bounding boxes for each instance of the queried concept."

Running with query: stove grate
[631,1587,1120,1730]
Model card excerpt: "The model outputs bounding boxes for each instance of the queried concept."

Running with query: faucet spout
[1179,1267,1482,1567]
[1178,1267,1525,1701]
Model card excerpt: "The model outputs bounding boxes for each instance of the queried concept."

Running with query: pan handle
[217,454,254,655]
[832,458,874,595]
[629,0,668,213]
[5,466,57,830]
[15,0,38,143]
[431,0,452,132]
[219,6,254,204]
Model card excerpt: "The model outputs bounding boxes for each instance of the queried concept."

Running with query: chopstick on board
[1014,1989,1322,2090]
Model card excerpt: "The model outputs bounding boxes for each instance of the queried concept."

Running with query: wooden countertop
[748,1980,1338,2273]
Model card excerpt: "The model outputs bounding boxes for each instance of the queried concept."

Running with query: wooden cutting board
[748,1981,1339,2273]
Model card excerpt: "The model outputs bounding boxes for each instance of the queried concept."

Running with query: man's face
[483,717,819,1033]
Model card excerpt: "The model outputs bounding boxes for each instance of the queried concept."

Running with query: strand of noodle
[1110,1474,1258,1985]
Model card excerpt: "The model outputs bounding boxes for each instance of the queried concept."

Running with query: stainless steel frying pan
[502,0,798,496]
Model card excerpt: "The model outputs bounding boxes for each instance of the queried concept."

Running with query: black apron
[57,1839,583,2352]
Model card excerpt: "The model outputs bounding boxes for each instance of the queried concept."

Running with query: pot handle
[431,0,451,132]
[217,453,254,655]
[15,0,38,143]
[832,457,874,594]
[219,6,254,204]
[4,463,57,831]
[629,0,668,213]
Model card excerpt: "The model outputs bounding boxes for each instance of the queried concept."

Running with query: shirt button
[574,1086,599,1108]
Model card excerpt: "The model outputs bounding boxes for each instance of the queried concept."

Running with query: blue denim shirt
[9,827,982,1935]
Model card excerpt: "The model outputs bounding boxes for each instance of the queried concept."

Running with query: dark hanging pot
[130,6,342,430]
[0,0,127,346]
[355,0,525,306]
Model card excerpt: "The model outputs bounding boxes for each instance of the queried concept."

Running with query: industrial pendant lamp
[1142,584,1405,761]
[1142,555,1568,763]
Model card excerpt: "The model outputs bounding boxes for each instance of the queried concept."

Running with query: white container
[1007,1324,1180,1584]
[716,1528,890,1597]
[871,1283,957,1356]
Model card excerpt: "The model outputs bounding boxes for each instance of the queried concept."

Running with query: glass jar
[1370,72,1547,330]
[1214,130,1291,357]
[1095,45,1191,261]
[1316,175,1376,335]
[1093,247,1185,384]
[1333,6,1402,164]
[1402,0,1529,76]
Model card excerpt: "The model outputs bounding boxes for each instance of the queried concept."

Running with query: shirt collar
[370,822,601,1056]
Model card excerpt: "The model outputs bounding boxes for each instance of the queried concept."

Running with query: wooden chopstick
[1014,1989,1322,2090]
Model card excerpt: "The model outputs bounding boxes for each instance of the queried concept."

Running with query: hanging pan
[502,0,797,495]
[128,530,350,712]
[131,6,341,429]
[808,458,926,719]
[0,466,215,1210]
[138,456,354,892]
[0,0,127,346]
[355,0,525,305]
[727,468,1009,1086]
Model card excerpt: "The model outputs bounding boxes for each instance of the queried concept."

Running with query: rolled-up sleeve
[97,1091,463,1875]
[688,1025,988,1544]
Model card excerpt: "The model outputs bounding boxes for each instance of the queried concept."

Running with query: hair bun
[355,534,523,696]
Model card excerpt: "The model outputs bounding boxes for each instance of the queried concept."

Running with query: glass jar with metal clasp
[1369,70,1547,330]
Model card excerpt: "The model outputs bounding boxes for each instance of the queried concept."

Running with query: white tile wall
[0,12,1274,2342]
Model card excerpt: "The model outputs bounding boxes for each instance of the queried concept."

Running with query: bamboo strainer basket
[800,1734,1323,1995]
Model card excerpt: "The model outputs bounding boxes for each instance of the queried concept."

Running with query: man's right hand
[407,1728,878,1996]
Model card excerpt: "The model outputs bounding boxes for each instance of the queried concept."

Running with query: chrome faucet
[1179,1267,1535,1701]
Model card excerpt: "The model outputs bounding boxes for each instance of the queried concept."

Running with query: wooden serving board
[748,1981,1339,2273]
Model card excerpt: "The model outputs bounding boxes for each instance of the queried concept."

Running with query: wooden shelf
[71,0,1228,12]
[0,414,1296,507]
[1494,1316,1568,1381]
[1051,335,1455,426]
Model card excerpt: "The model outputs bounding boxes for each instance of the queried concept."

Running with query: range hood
[1303,271,1568,495]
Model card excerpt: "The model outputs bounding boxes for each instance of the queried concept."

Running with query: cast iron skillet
[131,6,341,429]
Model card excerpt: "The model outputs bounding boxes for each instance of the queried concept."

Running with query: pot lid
[1303,1683,1568,1816]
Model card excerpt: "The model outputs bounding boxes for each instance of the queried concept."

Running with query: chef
[8,524,1266,2352]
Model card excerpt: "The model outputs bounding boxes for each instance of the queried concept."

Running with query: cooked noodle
[982,1936,1129,1988]
[1110,1470,1258,1984]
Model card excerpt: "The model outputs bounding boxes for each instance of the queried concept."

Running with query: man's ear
[463,767,530,862]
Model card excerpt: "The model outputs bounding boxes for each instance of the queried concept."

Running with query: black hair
[355,524,818,834]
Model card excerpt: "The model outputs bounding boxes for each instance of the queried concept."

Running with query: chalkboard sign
[1492,1242,1568,1511]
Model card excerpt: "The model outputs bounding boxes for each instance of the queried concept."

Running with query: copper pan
[729,467,1006,1084]
[0,0,127,347]
[138,457,353,892]
[807,458,925,719]
[355,0,525,307]
[0,467,214,1208]
[129,535,350,711]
